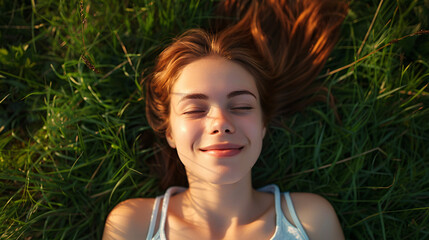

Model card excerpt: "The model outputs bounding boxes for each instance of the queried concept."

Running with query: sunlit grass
[1,0,428,239]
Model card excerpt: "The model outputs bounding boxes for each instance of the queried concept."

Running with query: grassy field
[1,0,428,239]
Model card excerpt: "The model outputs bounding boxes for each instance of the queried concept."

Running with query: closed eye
[183,109,206,115]
[231,106,254,112]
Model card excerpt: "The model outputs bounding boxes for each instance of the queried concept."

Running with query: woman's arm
[103,198,155,240]
[288,193,344,240]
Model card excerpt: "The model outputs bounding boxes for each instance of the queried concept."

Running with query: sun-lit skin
[162,55,274,238]
[166,55,266,186]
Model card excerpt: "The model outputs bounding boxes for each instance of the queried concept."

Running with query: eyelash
[231,106,253,111]
[184,110,205,115]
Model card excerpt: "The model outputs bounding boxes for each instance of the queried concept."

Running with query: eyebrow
[178,93,208,104]
[177,90,257,104]
[227,90,257,99]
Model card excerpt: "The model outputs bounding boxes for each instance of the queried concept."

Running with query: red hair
[145,0,348,190]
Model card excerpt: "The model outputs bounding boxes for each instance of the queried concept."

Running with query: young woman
[103,0,348,239]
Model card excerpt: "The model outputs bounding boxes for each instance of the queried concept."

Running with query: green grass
[1,0,428,239]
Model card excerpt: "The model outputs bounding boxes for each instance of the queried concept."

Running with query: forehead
[172,56,258,96]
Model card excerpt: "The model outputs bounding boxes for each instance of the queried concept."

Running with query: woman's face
[167,56,266,185]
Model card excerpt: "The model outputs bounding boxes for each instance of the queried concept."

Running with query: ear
[166,130,176,149]
[262,126,266,138]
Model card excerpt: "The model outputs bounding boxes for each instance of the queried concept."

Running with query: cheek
[171,118,201,150]
[241,114,265,139]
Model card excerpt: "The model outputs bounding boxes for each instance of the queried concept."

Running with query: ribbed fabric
[146,184,309,240]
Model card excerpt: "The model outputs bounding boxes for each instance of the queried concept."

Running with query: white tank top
[146,184,309,240]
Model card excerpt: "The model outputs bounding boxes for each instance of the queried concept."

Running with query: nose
[208,107,235,135]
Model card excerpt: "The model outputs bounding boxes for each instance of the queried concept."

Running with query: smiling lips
[200,143,244,157]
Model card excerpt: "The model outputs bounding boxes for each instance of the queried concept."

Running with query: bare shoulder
[103,198,157,240]
[283,192,344,240]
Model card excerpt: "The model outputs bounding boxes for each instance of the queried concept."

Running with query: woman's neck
[172,172,266,235]
[189,173,254,218]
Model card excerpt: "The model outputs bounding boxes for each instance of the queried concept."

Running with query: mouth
[199,144,244,157]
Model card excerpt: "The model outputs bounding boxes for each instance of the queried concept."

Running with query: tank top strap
[157,187,174,236]
[146,196,162,240]
[150,186,187,240]
[284,192,310,240]
[257,184,283,226]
